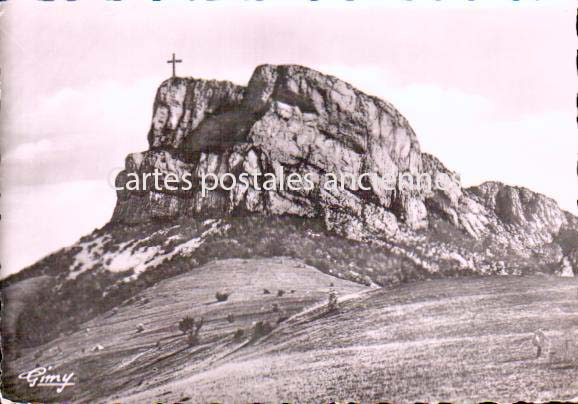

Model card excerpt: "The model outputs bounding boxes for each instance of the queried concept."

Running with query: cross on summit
[167,53,182,78]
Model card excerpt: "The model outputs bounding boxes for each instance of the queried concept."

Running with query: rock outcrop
[111,64,576,273]
[113,65,426,236]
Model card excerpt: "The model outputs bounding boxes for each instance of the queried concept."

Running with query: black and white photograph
[0,0,577,402]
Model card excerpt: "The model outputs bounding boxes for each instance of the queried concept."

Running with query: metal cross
[167,53,182,78]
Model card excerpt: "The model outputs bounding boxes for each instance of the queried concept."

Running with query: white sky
[1,0,576,277]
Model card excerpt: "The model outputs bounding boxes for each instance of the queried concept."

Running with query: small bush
[277,290,285,297]
[253,320,273,338]
[263,288,271,295]
[226,313,235,323]
[271,303,280,312]
[178,316,196,335]
[216,291,230,302]
[178,316,204,346]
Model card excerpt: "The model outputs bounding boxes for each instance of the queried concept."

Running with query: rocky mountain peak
[113,64,428,234]
[111,65,576,271]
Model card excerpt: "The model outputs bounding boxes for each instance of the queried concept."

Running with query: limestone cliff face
[421,153,577,272]
[113,65,427,236]
[111,64,577,275]
[147,78,245,149]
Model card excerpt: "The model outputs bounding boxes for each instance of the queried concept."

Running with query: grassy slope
[1,258,366,403]
[3,259,578,403]
[125,275,578,403]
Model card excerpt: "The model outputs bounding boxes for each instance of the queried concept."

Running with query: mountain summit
[112,64,576,265]
[2,65,577,355]
[112,64,425,234]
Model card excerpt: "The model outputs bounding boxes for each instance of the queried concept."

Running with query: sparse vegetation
[178,316,204,346]
[5,265,578,402]
[178,316,196,335]
[161,276,578,401]
[226,313,235,323]
[277,289,285,297]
